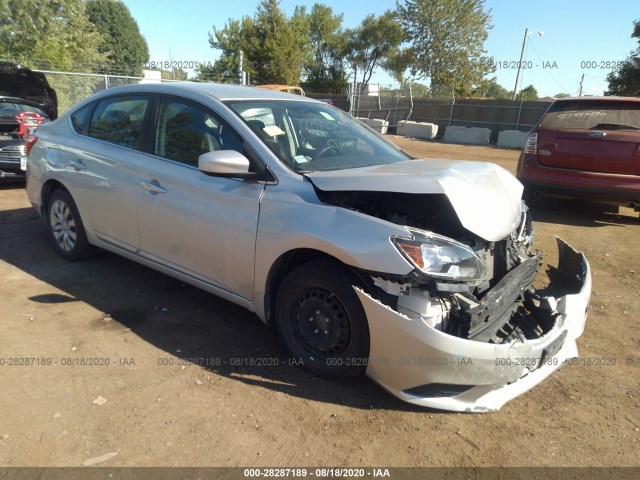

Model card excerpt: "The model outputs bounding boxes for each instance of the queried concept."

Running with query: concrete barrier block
[365,118,388,135]
[497,130,528,149]
[397,121,438,139]
[444,126,491,145]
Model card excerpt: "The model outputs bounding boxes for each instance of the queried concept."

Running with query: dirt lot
[0,137,639,471]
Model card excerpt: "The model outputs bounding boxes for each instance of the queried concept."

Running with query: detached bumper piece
[359,238,591,413]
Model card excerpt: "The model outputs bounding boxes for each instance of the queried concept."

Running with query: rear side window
[87,95,149,149]
[541,101,640,131]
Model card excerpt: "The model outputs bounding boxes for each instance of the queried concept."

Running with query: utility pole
[512,28,528,101]
[238,50,244,85]
[578,73,584,96]
[512,28,544,100]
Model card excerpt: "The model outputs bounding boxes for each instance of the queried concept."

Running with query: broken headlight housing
[392,229,487,284]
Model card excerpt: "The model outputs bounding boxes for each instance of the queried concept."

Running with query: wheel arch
[40,179,70,218]
[262,248,374,326]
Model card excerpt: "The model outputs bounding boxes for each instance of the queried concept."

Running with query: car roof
[554,96,640,103]
[100,81,315,103]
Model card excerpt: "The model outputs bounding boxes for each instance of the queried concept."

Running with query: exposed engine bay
[316,189,560,347]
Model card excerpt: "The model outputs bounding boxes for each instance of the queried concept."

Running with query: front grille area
[0,145,24,161]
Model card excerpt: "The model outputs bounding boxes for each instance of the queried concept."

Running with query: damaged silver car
[26,83,591,412]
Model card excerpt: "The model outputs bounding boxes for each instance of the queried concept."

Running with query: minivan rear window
[541,100,640,131]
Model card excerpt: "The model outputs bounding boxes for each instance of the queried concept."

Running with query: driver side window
[153,97,246,167]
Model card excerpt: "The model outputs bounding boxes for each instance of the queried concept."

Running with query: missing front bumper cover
[358,237,591,412]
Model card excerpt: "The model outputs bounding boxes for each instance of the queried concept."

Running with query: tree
[606,20,640,96]
[517,84,538,101]
[401,80,430,98]
[85,0,149,76]
[297,4,349,93]
[161,68,189,81]
[555,92,571,98]
[396,0,493,97]
[251,0,303,84]
[472,77,510,99]
[346,11,406,86]
[0,0,107,71]
[200,16,254,83]
[204,0,303,85]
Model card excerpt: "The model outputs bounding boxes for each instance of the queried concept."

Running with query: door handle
[140,180,166,194]
[70,159,87,171]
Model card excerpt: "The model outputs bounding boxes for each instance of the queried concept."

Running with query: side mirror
[198,150,263,180]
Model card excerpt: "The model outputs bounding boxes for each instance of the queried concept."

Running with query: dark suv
[0,62,57,181]
[517,96,640,212]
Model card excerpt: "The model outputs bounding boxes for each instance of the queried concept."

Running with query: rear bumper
[360,238,591,413]
[517,153,640,206]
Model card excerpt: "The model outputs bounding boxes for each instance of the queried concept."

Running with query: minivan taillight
[524,133,538,155]
[25,134,38,156]
[16,111,45,136]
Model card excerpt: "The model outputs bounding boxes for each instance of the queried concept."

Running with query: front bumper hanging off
[359,237,591,413]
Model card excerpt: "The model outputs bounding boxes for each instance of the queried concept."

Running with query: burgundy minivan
[517,96,640,212]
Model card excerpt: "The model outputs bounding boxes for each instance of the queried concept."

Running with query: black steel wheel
[275,260,370,378]
[47,189,95,261]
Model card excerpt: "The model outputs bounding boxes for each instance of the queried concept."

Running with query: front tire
[275,260,370,378]
[47,189,95,261]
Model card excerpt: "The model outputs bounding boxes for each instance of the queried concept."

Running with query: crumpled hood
[305,159,524,242]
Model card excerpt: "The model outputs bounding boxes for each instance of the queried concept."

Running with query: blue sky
[123,0,639,97]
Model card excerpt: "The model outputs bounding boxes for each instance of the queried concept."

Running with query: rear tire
[47,189,96,261]
[275,260,370,379]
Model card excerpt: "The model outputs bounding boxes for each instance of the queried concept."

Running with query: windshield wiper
[590,123,640,131]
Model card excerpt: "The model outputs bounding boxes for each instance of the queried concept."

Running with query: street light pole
[512,28,543,100]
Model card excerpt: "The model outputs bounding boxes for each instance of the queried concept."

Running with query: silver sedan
[26,82,591,412]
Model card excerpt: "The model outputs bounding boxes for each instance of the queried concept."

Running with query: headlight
[392,229,486,283]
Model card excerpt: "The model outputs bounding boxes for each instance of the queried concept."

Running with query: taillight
[25,134,38,156]
[16,111,45,136]
[524,133,538,155]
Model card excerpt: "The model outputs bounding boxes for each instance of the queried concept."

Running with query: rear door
[67,94,150,252]
[537,99,640,175]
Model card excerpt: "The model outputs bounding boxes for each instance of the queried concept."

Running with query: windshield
[224,100,410,172]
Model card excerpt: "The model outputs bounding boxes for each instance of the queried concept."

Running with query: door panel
[136,96,264,300]
[65,95,150,251]
[136,158,263,299]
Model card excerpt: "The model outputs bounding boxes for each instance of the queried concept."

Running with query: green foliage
[346,11,406,86]
[472,77,511,99]
[606,20,640,96]
[397,0,493,97]
[517,84,538,101]
[203,0,303,85]
[0,0,107,70]
[401,80,430,98]
[298,4,349,92]
[555,92,570,98]
[85,0,149,76]
[199,16,254,83]
[252,0,304,84]
[161,68,189,81]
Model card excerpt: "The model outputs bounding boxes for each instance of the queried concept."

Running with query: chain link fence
[3,61,551,143]
[36,71,144,113]
[309,83,551,142]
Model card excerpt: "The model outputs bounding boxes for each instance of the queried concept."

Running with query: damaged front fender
[359,238,591,413]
